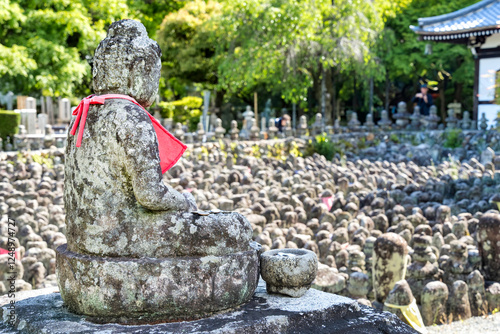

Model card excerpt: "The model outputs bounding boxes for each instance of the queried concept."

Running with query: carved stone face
[92,20,161,108]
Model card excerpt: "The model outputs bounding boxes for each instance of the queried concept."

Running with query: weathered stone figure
[214,118,226,139]
[421,281,448,326]
[448,280,472,321]
[297,115,308,138]
[230,119,239,140]
[477,213,500,281]
[373,233,408,304]
[57,20,258,323]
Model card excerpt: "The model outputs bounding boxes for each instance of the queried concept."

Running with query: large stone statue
[56,20,259,323]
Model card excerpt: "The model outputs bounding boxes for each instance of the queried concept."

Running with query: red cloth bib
[70,94,186,173]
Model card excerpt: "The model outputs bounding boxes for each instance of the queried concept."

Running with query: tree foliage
[380,0,478,113]
[157,0,222,98]
[0,0,482,119]
[127,0,187,39]
[0,0,135,98]
[158,0,409,109]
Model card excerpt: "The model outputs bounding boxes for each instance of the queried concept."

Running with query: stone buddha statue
[57,19,259,323]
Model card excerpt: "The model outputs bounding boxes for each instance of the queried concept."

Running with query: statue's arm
[115,104,188,211]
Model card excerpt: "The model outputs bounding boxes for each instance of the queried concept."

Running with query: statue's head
[93,20,161,107]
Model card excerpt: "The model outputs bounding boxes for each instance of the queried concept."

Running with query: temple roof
[410,0,500,41]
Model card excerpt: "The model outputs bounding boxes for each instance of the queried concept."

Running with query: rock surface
[0,280,418,334]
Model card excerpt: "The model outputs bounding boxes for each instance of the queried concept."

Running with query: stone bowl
[260,248,318,297]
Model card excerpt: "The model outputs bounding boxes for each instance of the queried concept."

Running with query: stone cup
[260,248,318,297]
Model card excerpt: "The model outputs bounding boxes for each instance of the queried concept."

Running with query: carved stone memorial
[56,20,259,324]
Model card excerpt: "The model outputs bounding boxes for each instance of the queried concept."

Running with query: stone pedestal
[0,280,418,334]
[56,244,259,323]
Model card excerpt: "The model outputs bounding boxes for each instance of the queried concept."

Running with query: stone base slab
[55,244,259,323]
[0,280,418,333]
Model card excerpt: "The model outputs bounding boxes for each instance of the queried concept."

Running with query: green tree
[158,0,408,116]
[0,0,183,101]
[0,0,134,98]
[379,0,478,119]
[156,0,223,101]
[127,0,186,39]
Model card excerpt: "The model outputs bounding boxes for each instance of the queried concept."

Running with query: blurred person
[275,114,291,132]
[411,83,433,116]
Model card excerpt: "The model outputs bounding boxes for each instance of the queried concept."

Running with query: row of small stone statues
[1,124,62,152]
[2,103,495,152]
[349,102,491,132]
[172,105,491,145]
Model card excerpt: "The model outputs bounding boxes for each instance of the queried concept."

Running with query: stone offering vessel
[260,249,318,297]
[56,20,259,324]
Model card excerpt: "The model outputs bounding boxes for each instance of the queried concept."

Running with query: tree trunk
[353,71,357,112]
[385,71,390,113]
[454,83,463,106]
[215,90,225,109]
[439,78,447,122]
[331,68,337,121]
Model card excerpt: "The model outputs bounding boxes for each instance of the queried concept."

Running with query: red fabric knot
[70,94,186,173]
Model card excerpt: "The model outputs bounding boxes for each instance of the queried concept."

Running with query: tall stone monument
[58,98,71,123]
[56,20,259,323]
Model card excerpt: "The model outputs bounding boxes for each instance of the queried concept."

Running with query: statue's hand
[183,192,198,211]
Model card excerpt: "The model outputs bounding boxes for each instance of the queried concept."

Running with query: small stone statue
[334,118,342,134]
[406,233,441,304]
[445,109,458,129]
[467,270,488,317]
[173,122,185,141]
[230,120,239,140]
[477,213,500,282]
[373,233,408,305]
[421,281,448,326]
[479,112,488,131]
[57,20,258,323]
[284,122,293,138]
[348,112,360,132]
[214,118,226,139]
[410,106,421,130]
[440,240,468,285]
[250,117,260,140]
[242,106,254,129]
[378,110,392,131]
[43,125,55,149]
[297,115,308,138]
[364,113,375,132]
[5,136,13,151]
[312,113,323,136]
[462,110,472,130]
[268,118,278,139]
[260,116,267,139]
[239,119,249,140]
[196,121,205,142]
[393,102,410,129]
[426,105,440,130]
[15,125,28,151]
